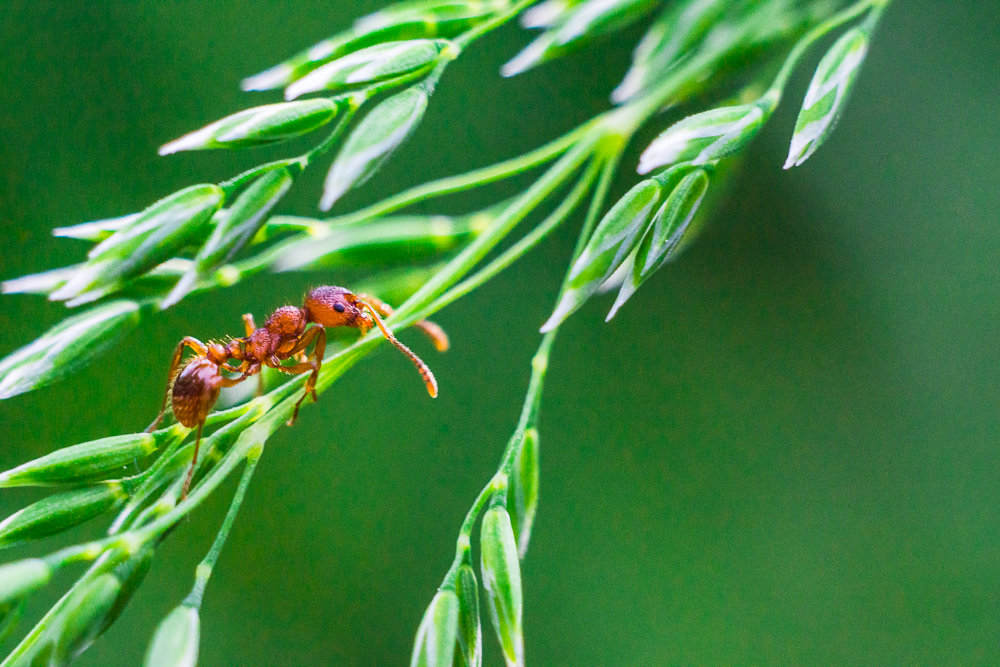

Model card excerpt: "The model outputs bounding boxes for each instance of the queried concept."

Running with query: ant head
[264,305,306,337]
[304,286,366,329]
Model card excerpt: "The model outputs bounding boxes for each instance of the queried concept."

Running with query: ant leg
[146,337,209,433]
[272,327,326,425]
[179,372,246,502]
[356,293,449,352]
[180,422,203,501]
[243,313,266,395]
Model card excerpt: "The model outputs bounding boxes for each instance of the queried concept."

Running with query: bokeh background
[2,2,999,664]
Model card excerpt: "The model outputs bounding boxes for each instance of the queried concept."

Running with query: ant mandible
[145,286,448,499]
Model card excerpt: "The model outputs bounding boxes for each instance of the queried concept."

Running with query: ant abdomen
[171,358,223,428]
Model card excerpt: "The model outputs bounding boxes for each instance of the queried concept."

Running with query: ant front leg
[146,337,210,433]
[356,293,450,352]
[271,326,326,426]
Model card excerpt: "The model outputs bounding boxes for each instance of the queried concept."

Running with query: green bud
[0,483,125,549]
[540,178,662,332]
[502,0,656,77]
[410,589,460,667]
[100,547,156,638]
[51,212,138,242]
[0,432,160,488]
[508,428,539,559]
[785,28,869,168]
[271,213,476,272]
[321,85,430,210]
[480,506,523,667]
[144,604,200,667]
[52,573,122,662]
[243,1,505,91]
[609,168,709,319]
[159,99,338,155]
[161,168,294,308]
[520,0,583,29]
[0,300,141,399]
[0,559,52,606]
[638,94,777,173]
[285,39,451,100]
[612,0,728,103]
[453,564,482,667]
[1,264,78,296]
[50,184,224,304]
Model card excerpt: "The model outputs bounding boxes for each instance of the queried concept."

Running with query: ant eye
[333,302,346,313]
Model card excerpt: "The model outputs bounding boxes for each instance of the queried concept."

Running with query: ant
[145,286,448,499]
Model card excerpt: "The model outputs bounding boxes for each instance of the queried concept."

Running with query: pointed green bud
[453,564,482,667]
[410,589,460,667]
[52,213,138,242]
[161,168,294,308]
[271,213,476,272]
[159,100,338,154]
[321,85,429,210]
[0,300,141,399]
[638,94,777,173]
[785,28,869,168]
[609,168,709,319]
[0,432,162,488]
[0,482,125,549]
[502,0,656,77]
[541,178,661,332]
[144,604,200,667]
[508,428,539,559]
[612,0,727,103]
[52,573,122,662]
[50,185,224,303]
[520,0,581,29]
[285,39,451,100]
[243,1,505,91]
[480,506,523,666]
[0,559,51,606]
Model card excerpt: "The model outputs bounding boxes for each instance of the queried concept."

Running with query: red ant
[145,286,448,498]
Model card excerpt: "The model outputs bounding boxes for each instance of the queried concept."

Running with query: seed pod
[609,168,709,319]
[243,1,505,91]
[520,0,583,29]
[508,428,539,559]
[410,589,460,667]
[51,573,122,662]
[271,213,476,272]
[286,39,451,100]
[161,168,294,308]
[0,300,141,399]
[502,0,656,77]
[785,27,869,169]
[480,506,523,667]
[159,99,338,155]
[540,178,662,332]
[638,94,777,174]
[52,212,139,242]
[0,432,161,488]
[321,85,430,210]
[50,184,224,304]
[612,0,728,103]
[0,559,51,606]
[0,483,125,548]
[453,564,482,667]
[144,604,200,667]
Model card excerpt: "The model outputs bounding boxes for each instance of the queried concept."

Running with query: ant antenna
[359,302,438,398]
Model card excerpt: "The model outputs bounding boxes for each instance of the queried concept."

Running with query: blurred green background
[2,2,999,664]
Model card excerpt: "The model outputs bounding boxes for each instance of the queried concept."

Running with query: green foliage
[0,0,891,663]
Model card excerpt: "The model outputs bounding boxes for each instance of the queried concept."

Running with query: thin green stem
[767,0,884,96]
[183,450,261,609]
[407,156,602,329]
